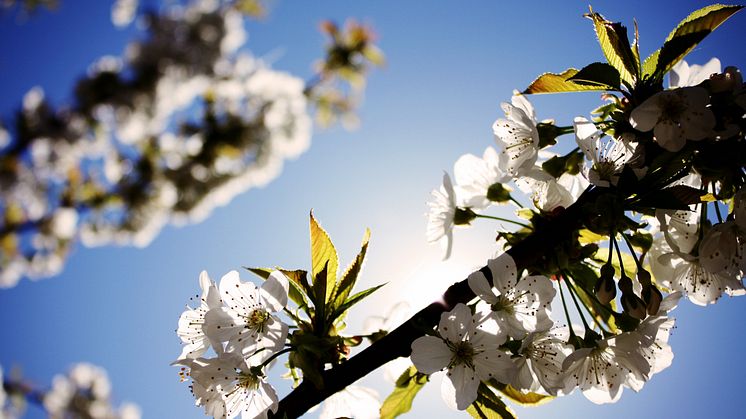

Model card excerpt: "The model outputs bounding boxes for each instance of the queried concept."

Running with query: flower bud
[710,66,743,93]
[594,272,616,305]
[486,183,512,203]
[621,292,647,320]
[453,207,477,226]
[642,284,663,315]
[637,269,652,287]
[618,274,633,294]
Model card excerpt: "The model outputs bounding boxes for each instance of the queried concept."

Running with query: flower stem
[564,272,610,335]
[562,273,592,333]
[557,277,577,339]
[475,214,530,228]
[260,347,294,370]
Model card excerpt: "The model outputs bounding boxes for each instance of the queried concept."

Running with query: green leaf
[332,227,371,309]
[651,4,743,80]
[312,262,329,330]
[567,62,622,90]
[310,211,339,303]
[467,385,516,419]
[642,49,660,78]
[586,10,639,86]
[330,282,385,322]
[492,383,553,406]
[380,366,428,419]
[522,69,609,94]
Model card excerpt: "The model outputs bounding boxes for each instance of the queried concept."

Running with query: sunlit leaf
[492,383,553,406]
[467,384,516,419]
[586,10,639,86]
[380,366,428,419]
[332,227,371,309]
[330,283,385,322]
[309,211,339,303]
[246,267,311,309]
[522,69,609,94]
[647,4,743,79]
[567,62,622,90]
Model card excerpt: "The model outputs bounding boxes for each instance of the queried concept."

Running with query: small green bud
[453,207,477,225]
[486,183,512,203]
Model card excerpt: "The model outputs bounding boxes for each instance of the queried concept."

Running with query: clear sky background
[1,1,745,418]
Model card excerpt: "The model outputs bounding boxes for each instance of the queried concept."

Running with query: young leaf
[380,366,428,419]
[491,383,553,406]
[332,227,371,309]
[567,62,622,90]
[648,4,743,79]
[310,211,339,302]
[586,10,639,86]
[467,385,516,419]
[522,69,609,94]
[330,283,386,322]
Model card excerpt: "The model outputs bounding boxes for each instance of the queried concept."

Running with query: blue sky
[1,1,745,418]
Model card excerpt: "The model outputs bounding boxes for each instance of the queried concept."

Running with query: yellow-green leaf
[653,4,743,79]
[380,366,428,419]
[332,227,371,309]
[578,228,607,245]
[467,385,516,419]
[309,211,339,303]
[522,69,609,94]
[586,10,639,87]
[492,383,553,406]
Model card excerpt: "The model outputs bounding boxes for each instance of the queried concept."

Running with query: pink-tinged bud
[710,66,743,93]
[642,284,663,315]
[594,273,617,305]
[621,292,647,320]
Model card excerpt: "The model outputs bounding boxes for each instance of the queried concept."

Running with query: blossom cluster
[0,0,313,288]
[421,52,746,412]
[173,270,290,418]
[0,362,140,419]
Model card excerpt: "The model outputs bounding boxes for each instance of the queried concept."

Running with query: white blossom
[574,116,638,187]
[176,271,222,360]
[426,173,458,259]
[493,93,540,178]
[669,58,721,88]
[453,146,508,209]
[319,386,380,419]
[511,328,573,396]
[204,270,289,360]
[410,304,514,410]
[630,87,716,152]
[468,253,555,339]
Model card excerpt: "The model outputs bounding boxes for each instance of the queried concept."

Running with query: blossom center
[658,94,687,123]
[246,308,270,331]
[491,295,515,315]
[448,341,476,369]
[237,371,260,390]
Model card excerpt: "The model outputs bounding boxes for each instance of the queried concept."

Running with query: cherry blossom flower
[453,146,509,209]
[426,173,458,259]
[176,271,222,361]
[319,386,381,419]
[562,336,650,404]
[669,58,721,88]
[185,354,278,419]
[574,117,639,187]
[516,167,588,212]
[629,86,716,152]
[204,270,289,360]
[410,304,514,410]
[493,93,540,178]
[511,328,573,396]
[698,222,745,276]
[468,253,555,339]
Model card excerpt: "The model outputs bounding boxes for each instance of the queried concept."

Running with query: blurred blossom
[111,0,138,27]
[0,0,318,287]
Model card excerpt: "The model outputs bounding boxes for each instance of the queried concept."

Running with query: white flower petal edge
[426,173,458,259]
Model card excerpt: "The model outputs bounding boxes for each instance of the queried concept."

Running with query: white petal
[261,271,289,313]
[467,270,498,304]
[411,336,451,374]
[447,364,480,410]
[438,303,472,343]
[487,253,518,293]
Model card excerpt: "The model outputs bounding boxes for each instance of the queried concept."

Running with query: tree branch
[271,187,603,418]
